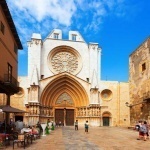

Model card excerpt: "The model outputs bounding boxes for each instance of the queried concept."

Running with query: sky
[6,0,150,82]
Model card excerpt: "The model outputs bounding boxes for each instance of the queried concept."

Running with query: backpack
[139,125,147,133]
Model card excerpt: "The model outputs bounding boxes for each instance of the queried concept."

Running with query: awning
[0,105,27,113]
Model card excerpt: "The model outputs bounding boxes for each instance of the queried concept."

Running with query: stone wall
[99,81,130,127]
[129,38,150,125]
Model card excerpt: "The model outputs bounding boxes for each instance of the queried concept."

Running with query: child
[85,120,89,133]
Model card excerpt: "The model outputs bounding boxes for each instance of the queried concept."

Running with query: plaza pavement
[5,126,150,150]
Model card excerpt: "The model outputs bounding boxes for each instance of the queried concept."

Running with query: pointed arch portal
[41,74,89,107]
[40,74,89,125]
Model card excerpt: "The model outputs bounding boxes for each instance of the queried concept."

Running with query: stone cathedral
[8,29,130,127]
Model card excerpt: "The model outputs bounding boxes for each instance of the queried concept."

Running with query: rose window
[51,52,78,74]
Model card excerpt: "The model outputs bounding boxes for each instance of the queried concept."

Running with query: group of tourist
[15,119,55,136]
[74,120,89,133]
[135,120,149,141]
[20,125,40,139]
[0,120,16,134]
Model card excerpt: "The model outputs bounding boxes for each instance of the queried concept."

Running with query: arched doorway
[55,93,75,126]
[40,73,89,125]
[102,111,112,126]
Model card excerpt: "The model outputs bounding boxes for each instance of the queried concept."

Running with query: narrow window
[72,34,76,41]
[54,33,59,39]
[142,63,146,72]
[0,21,5,34]
[8,63,12,82]
[41,75,44,79]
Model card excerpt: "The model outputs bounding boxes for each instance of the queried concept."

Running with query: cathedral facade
[9,29,130,127]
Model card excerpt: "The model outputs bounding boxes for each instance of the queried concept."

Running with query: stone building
[129,37,150,125]
[9,29,130,127]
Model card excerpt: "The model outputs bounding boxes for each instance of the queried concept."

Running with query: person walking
[85,120,89,133]
[137,121,148,141]
[74,120,78,131]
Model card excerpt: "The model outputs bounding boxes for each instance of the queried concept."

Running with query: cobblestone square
[5,126,150,150]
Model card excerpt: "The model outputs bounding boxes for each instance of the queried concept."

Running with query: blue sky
[6,0,150,82]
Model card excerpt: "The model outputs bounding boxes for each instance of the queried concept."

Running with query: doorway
[103,117,109,126]
[55,109,74,126]
[15,116,23,122]
[55,109,64,126]
[66,109,74,126]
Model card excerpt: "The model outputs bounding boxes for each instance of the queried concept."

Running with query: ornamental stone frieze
[76,106,100,117]
[39,105,54,117]
[27,103,54,117]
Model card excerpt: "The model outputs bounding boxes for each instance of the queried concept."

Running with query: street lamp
[125,100,147,108]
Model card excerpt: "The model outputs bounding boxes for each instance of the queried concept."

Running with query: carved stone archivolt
[48,46,82,75]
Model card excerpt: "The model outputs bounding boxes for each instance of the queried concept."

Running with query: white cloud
[7,0,76,26]
[6,0,133,53]
[6,0,129,34]
[79,0,131,31]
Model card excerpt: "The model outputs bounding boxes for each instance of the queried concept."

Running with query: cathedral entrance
[55,109,74,126]
[55,109,64,126]
[40,74,89,125]
[103,117,109,126]
[66,109,74,126]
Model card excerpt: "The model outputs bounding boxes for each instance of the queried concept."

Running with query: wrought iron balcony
[4,74,18,86]
[0,74,19,94]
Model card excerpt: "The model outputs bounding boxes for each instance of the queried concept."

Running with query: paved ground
[3,126,150,150]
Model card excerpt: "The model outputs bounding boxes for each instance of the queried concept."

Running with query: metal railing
[4,74,19,87]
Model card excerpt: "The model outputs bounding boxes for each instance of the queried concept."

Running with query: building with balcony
[129,37,150,125]
[0,0,22,108]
